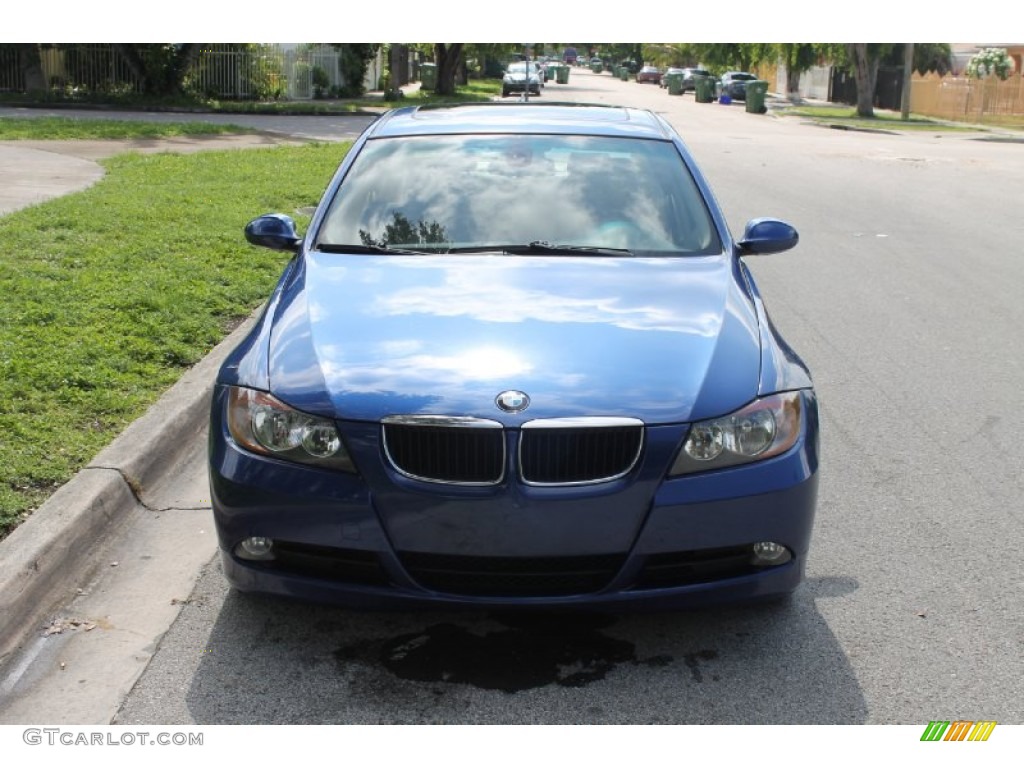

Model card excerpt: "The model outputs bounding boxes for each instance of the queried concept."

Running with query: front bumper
[209,386,819,611]
[503,80,541,95]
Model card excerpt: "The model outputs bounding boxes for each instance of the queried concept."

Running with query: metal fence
[0,44,376,100]
[187,46,349,100]
[0,44,141,94]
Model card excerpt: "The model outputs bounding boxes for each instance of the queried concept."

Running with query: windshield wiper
[447,241,634,257]
[315,243,435,255]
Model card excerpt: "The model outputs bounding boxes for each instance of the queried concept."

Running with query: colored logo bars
[921,721,997,742]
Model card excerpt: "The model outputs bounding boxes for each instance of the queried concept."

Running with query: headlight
[226,386,356,472]
[669,391,804,475]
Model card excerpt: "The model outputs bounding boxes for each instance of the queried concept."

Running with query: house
[950,43,1023,75]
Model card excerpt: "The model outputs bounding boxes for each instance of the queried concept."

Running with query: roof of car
[368,103,675,140]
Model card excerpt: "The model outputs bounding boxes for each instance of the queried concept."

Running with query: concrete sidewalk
[0,133,296,666]
[0,133,302,216]
[0,144,103,216]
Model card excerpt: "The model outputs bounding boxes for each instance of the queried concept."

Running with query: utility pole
[522,45,532,103]
[901,43,914,121]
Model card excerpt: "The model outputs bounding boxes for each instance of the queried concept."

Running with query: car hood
[266,253,762,425]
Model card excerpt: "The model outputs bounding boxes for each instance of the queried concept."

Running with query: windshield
[315,134,721,256]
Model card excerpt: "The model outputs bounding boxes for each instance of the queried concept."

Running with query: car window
[316,134,721,256]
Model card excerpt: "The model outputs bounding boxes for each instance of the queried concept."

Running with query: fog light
[237,536,275,561]
[751,541,790,566]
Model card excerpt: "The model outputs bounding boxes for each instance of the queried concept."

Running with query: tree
[113,44,204,96]
[360,212,448,248]
[594,43,643,70]
[689,43,774,73]
[332,44,379,97]
[909,43,952,76]
[464,43,520,78]
[844,43,894,118]
[9,43,46,91]
[776,44,824,101]
[432,43,464,96]
[644,44,702,68]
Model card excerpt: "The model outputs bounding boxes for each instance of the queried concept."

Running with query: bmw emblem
[496,390,530,413]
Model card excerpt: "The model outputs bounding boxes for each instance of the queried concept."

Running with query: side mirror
[244,213,302,252]
[737,218,799,255]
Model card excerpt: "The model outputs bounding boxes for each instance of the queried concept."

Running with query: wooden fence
[911,72,1024,125]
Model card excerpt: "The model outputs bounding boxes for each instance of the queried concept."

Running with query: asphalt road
[2,70,1023,727]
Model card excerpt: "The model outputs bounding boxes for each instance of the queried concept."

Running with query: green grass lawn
[774,105,981,133]
[0,138,351,539]
[0,117,254,140]
[0,79,503,118]
[399,79,502,104]
[202,79,502,112]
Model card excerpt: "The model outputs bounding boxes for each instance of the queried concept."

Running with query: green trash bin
[746,80,769,114]
[556,65,570,85]
[546,63,558,82]
[665,72,684,95]
[591,61,603,74]
[694,75,715,103]
[420,62,437,92]
[620,66,629,81]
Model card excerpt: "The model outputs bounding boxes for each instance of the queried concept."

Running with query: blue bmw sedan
[209,103,819,610]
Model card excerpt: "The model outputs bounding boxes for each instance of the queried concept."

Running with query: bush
[967,48,1014,80]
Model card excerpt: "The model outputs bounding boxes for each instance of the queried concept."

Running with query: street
[2,68,1023,725]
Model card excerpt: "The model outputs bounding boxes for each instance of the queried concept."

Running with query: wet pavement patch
[682,649,719,682]
[335,613,712,694]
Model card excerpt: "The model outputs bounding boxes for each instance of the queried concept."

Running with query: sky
[5,2,1020,44]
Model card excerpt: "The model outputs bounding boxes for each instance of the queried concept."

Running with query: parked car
[534,61,547,85]
[659,66,685,88]
[635,66,662,85]
[212,102,819,611]
[680,67,712,93]
[719,71,758,100]
[501,62,542,97]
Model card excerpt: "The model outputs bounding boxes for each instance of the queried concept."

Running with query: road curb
[0,312,259,664]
